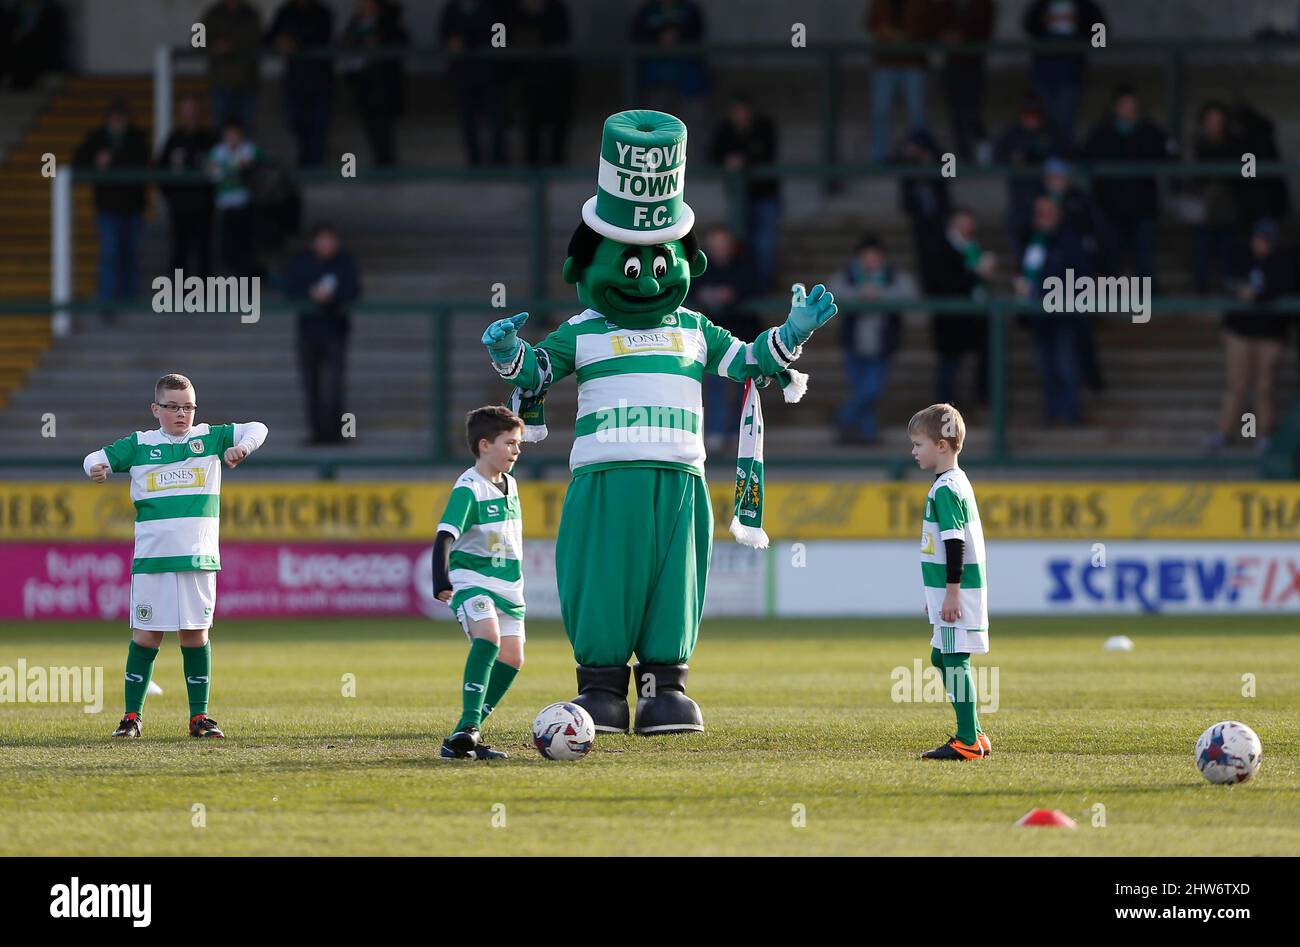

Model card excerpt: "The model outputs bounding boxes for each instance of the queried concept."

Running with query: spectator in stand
[1081,85,1174,289]
[5,0,66,89]
[1230,100,1290,230]
[866,0,932,164]
[1208,219,1293,454]
[896,128,951,287]
[266,0,335,168]
[711,94,781,292]
[1187,102,1244,294]
[286,223,362,446]
[73,98,150,320]
[510,0,573,166]
[157,94,218,279]
[440,0,508,166]
[342,0,410,167]
[630,0,709,135]
[1021,0,1107,152]
[1015,194,1090,425]
[995,93,1055,260]
[689,225,758,451]
[932,0,995,164]
[828,234,917,445]
[208,118,264,278]
[1041,156,1104,391]
[203,0,263,133]
[921,207,996,407]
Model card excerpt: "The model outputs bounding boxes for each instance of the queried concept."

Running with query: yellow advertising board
[1,481,1299,541]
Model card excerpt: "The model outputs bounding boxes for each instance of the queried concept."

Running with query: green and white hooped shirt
[436,467,525,620]
[920,467,988,631]
[493,306,802,476]
[85,422,267,575]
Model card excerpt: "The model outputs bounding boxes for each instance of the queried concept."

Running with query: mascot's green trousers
[482,110,837,734]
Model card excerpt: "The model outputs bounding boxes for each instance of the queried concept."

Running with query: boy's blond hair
[908,403,966,453]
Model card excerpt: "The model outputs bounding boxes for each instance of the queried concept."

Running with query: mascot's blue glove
[778,283,837,351]
[482,312,529,362]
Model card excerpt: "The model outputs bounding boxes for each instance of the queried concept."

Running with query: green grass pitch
[1,615,1296,856]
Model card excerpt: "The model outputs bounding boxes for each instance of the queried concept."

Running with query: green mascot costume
[482,110,837,734]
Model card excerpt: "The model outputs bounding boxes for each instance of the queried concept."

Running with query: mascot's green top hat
[582,109,695,245]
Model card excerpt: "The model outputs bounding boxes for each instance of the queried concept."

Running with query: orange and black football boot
[921,735,986,760]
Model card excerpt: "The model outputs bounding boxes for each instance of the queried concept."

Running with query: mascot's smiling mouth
[605,285,679,310]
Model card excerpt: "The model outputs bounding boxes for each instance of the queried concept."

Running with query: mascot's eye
[623,258,641,279]
[652,256,667,278]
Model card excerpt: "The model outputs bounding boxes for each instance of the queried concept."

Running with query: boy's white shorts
[455,593,525,641]
[931,624,989,655]
[130,571,216,631]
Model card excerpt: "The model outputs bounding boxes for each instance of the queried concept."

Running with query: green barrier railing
[3,294,1296,481]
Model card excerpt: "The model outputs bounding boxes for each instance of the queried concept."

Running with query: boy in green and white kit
[83,373,268,739]
[907,403,990,760]
[432,406,526,760]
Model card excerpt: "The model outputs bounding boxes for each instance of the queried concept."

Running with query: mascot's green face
[564,236,708,329]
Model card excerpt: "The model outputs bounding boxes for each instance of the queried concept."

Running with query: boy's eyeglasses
[157,403,198,415]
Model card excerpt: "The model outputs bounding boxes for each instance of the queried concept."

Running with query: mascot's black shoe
[571,664,631,734]
[633,663,704,735]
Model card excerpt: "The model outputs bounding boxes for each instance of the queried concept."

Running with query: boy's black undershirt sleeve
[944,538,965,584]
[433,530,454,596]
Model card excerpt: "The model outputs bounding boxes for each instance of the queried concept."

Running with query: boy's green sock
[938,647,979,746]
[124,640,160,715]
[453,637,500,733]
[181,641,212,717]
[481,660,520,722]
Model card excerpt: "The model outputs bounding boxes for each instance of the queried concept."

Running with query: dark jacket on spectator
[866,0,933,69]
[203,0,263,91]
[343,1,409,114]
[1081,117,1173,220]
[72,124,151,215]
[931,0,994,70]
[508,0,572,95]
[688,251,759,341]
[1230,103,1290,224]
[439,0,505,86]
[710,113,780,202]
[1019,221,1090,325]
[285,248,362,321]
[1191,130,1244,229]
[157,126,219,215]
[1039,184,1098,269]
[1022,0,1107,83]
[266,0,335,96]
[1225,245,1293,340]
[630,0,708,96]
[921,230,986,355]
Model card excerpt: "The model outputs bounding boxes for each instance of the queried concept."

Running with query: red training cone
[1014,808,1077,828]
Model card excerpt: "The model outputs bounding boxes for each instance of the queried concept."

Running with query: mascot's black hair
[566,220,699,276]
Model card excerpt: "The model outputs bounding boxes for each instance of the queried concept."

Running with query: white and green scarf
[729,367,807,549]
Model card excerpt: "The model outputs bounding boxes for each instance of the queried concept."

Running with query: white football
[1195,721,1262,785]
[532,701,595,761]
